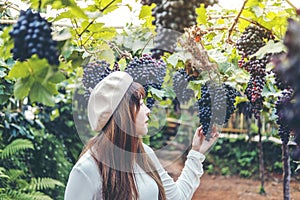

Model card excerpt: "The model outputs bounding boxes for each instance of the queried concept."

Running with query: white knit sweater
[64,143,205,200]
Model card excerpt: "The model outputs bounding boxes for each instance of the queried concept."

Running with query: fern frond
[1,139,34,159]
[0,167,9,180]
[0,190,53,200]
[21,191,53,200]
[6,169,25,182]
[28,177,64,191]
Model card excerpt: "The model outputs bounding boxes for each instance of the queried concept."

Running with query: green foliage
[7,56,65,106]
[205,137,298,178]
[0,139,34,159]
[0,138,64,200]
[0,0,299,198]
[28,177,65,191]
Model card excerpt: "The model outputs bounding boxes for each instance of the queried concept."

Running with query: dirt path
[192,174,300,200]
[161,158,300,200]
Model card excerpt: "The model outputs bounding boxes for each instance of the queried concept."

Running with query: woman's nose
[145,106,150,114]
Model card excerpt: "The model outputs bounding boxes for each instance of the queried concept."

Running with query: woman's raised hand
[191,125,219,154]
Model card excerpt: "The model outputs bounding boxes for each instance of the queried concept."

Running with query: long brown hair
[81,82,166,200]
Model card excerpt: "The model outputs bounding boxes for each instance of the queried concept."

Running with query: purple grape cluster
[197,83,212,137]
[272,54,291,90]
[9,9,59,65]
[273,19,300,159]
[236,25,273,57]
[125,54,166,108]
[82,60,113,100]
[172,69,195,104]
[150,0,218,58]
[275,89,294,144]
[197,82,240,138]
[237,25,274,119]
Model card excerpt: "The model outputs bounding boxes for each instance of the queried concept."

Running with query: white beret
[87,71,133,131]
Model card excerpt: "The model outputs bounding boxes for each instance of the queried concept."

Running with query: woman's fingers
[211,125,219,137]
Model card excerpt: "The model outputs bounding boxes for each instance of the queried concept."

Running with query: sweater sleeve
[64,152,102,200]
[143,144,205,200]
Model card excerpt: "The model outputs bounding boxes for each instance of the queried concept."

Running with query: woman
[65,71,218,200]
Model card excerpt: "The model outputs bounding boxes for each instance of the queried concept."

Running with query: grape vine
[197,82,240,138]
[150,0,218,58]
[125,54,166,109]
[82,60,113,101]
[236,25,274,119]
[273,19,300,159]
[9,9,59,65]
[172,69,195,104]
[275,89,293,145]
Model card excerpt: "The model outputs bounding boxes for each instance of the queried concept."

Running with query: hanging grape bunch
[224,84,241,123]
[150,0,218,58]
[125,54,166,109]
[9,9,59,65]
[82,60,113,101]
[236,25,274,119]
[236,101,252,119]
[172,69,195,104]
[236,25,273,58]
[275,89,294,145]
[197,83,212,138]
[273,19,300,159]
[197,82,239,138]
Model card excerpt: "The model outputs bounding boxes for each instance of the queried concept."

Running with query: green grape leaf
[99,49,115,64]
[246,0,260,8]
[139,5,155,28]
[252,6,264,17]
[251,40,286,59]
[196,4,207,25]
[0,68,7,78]
[101,0,122,14]
[167,54,180,67]
[88,22,105,32]
[234,96,248,107]
[8,63,31,79]
[69,5,88,19]
[14,77,34,99]
[117,58,127,71]
[94,28,117,40]
[148,87,165,100]
[29,82,55,106]
[48,71,66,84]
[9,56,50,80]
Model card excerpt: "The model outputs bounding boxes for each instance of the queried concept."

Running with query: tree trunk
[258,118,265,194]
[282,142,291,200]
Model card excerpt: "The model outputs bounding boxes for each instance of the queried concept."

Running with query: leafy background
[0,0,300,199]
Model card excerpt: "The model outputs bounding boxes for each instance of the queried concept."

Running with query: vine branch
[0,19,16,24]
[78,19,96,37]
[208,15,273,35]
[285,0,297,9]
[109,42,132,60]
[227,0,249,44]
[140,34,155,55]
[100,0,117,12]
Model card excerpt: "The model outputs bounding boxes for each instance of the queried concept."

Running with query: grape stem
[140,34,155,55]
[0,19,16,25]
[226,0,249,44]
[208,15,274,38]
[72,18,96,47]
[109,42,133,60]
[38,0,42,12]
[1,1,20,12]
